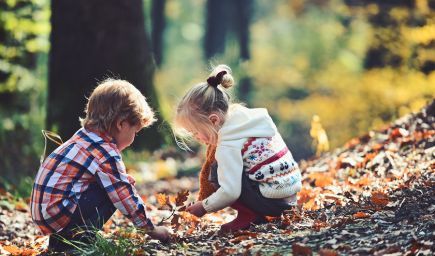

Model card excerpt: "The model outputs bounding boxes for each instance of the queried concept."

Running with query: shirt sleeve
[96,155,154,230]
[202,145,244,212]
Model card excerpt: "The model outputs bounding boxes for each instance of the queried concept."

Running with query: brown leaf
[171,214,181,230]
[175,190,189,207]
[233,230,258,238]
[312,220,328,231]
[371,191,389,207]
[318,248,338,256]
[292,243,312,256]
[353,211,370,219]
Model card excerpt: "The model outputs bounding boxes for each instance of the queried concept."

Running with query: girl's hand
[186,201,207,217]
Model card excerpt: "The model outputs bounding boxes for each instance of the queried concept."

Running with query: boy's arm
[96,155,155,231]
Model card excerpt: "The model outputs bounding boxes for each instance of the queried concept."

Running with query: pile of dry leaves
[0,101,434,255]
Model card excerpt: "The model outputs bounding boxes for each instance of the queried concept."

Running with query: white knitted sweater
[202,105,302,213]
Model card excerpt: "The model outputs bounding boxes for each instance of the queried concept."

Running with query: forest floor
[0,101,434,255]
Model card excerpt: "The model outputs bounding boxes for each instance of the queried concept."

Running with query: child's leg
[238,173,294,217]
[48,182,116,252]
[210,163,292,217]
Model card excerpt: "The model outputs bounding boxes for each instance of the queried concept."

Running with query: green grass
[56,227,143,256]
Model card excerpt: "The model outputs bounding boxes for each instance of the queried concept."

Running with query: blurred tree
[151,0,166,67]
[0,0,49,183]
[48,0,168,150]
[204,0,253,105]
[343,0,435,72]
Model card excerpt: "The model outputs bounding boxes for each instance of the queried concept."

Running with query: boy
[30,79,170,252]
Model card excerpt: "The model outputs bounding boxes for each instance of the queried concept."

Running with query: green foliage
[0,0,50,182]
[0,175,33,199]
[154,0,434,159]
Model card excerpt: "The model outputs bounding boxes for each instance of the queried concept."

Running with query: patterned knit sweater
[202,105,302,212]
[242,134,301,199]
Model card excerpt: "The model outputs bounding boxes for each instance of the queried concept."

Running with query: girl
[175,65,302,232]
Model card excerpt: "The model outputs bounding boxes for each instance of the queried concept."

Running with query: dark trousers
[48,183,116,252]
[210,162,292,217]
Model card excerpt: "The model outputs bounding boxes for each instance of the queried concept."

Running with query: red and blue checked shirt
[30,128,154,235]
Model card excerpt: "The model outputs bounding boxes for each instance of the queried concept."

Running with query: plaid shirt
[30,128,154,235]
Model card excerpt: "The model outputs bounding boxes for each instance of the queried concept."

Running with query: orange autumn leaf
[156,193,169,207]
[2,245,36,256]
[303,198,319,211]
[292,243,313,256]
[315,176,333,188]
[319,248,339,256]
[298,188,314,204]
[103,219,113,232]
[356,177,371,186]
[345,137,360,149]
[308,173,333,187]
[20,248,37,256]
[371,191,389,207]
[353,211,370,219]
[372,143,384,151]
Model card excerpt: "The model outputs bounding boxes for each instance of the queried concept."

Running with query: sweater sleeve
[202,145,244,212]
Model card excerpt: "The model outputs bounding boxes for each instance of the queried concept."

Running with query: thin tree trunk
[151,0,166,67]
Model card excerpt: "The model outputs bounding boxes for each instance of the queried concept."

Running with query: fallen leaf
[3,245,24,256]
[15,201,28,212]
[319,248,338,256]
[175,190,189,206]
[292,243,312,256]
[155,193,172,210]
[371,191,389,207]
[353,212,370,219]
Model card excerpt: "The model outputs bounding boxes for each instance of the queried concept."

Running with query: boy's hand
[186,201,207,217]
[126,174,136,186]
[147,226,171,243]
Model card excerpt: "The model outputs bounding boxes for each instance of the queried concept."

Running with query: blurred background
[1,0,434,195]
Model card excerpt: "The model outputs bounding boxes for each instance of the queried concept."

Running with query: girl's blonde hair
[174,64,235,146]
[80,78,156,133]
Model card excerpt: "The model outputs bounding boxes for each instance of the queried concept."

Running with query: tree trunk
[48,0,166,150]
[151,0,166,67]
[204,0,253,105]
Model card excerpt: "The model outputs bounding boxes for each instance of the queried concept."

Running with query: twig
[158,208,176,225]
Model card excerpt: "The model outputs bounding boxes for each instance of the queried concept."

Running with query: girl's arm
[201,145,244,212]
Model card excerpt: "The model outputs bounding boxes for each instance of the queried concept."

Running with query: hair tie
[206,71,227,88]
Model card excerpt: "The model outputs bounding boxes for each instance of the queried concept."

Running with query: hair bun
[208,64,234,89]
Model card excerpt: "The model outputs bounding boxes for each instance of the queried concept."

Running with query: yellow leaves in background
[403,24,435,45]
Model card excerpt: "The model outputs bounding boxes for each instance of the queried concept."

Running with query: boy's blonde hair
[174,64,235,146]
[80,78,156,133]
